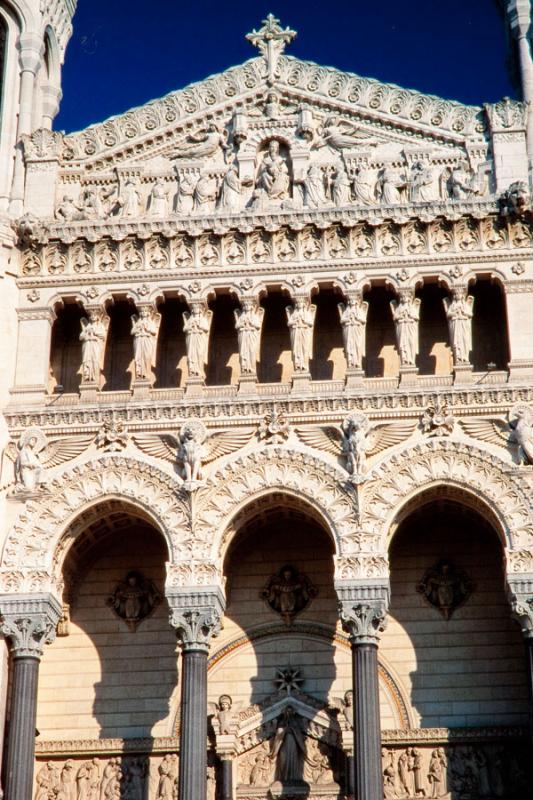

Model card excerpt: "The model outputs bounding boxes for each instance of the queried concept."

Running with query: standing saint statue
[218,160,242,212]
[390,290,421,366]
[149,178,168,217]
[270,707,307,784]
[131,306,160,380]
[182,302,213,378]
[338,294,368,369]
[118,178,141,218]
[234,300,264,374]
[79,310,108,383]
[443,288,474,364]
[286,298,316,372]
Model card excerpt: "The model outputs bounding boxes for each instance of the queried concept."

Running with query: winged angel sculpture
[461,404,533,465]
[296,413,414,480]
[5,427,93,493]
[133,420,254,489]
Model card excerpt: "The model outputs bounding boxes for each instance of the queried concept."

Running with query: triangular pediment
[61,53,490,171]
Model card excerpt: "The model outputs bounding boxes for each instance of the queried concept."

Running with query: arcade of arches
[13,490,530,800]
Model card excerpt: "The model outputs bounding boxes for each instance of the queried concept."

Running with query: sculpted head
[218,694,232,711]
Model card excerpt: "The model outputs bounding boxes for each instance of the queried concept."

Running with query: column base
[79,382,99,403]
[399,366,418,386]
[185,377,205,397]
[238,374,258,396]
[132,379,152,399]
[509,359,533,382]
[345,368,364,389]
[453,362,474,385]
[291,371,312,392]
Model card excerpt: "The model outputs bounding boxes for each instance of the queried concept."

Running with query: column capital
[507,577,533,638]
[0,593,62,658]
[337,582,390,645]
[167,588,225,652]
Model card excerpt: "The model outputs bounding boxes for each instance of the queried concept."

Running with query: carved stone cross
[246,14,297,82]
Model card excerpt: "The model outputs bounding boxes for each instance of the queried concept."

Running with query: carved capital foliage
[339,600,388,646]
[507,577,533,638]
[362,440,533,556]
[0,593,62,657]
[0,456,190,582]
[168,589,225,651]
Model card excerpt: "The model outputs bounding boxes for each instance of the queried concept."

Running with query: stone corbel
[0,593,62,658]
[507,577,533,639]
[167,587,225,652]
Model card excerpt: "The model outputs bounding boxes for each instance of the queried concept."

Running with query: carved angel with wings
[312,116,377,151]
[461,404,533,465]
[208,694,241,735]
[5,428,93,492]
[296,413,414,477]
[133,420,254,488]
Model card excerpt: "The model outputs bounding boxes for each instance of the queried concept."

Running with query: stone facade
[0,6,533,800]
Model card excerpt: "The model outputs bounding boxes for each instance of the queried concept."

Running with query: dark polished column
[508,584,533,754]
[340,599,388,800]
[220,758,233,800]
[169,595,223,800]
[0,597,61,800]
[526,634,533,751]
[345,754,355,799]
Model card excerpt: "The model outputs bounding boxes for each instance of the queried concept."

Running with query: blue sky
[55,1,517,133]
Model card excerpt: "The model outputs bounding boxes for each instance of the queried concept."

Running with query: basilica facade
[0,3,532,800]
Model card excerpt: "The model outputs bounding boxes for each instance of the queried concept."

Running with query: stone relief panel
[261,565,318,624]
[106,571,162,631]
[416,560,474,620]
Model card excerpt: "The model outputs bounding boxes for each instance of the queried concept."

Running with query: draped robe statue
[234,300,264,374]
[183,303,213,378]
[131,307,160,380]
[443,289,474,364]
[286,299,316,372]
[338,294,368,369]
[390,291,420,366]
[80,310,107,383]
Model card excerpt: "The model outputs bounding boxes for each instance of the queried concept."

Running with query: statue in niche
[390,290,421,366]
[270,707,307,784]
[107,570,162,630]
[443,288,474,364]
[234,299,264,374]
[171,122,228,161]
[255,140,291,203]
[353,164,376,205]
[117,178,141,217]
[149,178,168,217]
[410,161,437,203]
[218,159,242,211]
[331,163,351,206]
[194,173,218,212]
[303,163,326,207]
[182,302,212,378]
[313,116,376,151]
[174,171,196,213]
[286,298,316,372]
[338,294,368,369]
[131,306,160,380]
[80,310,107,383]
[261,565,318,624]
[417,560,474,619]
[378,165,408,204]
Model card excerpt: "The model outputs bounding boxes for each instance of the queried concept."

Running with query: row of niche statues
[54,150,488,223]
[382,743,526,799]
[77,288,475,385]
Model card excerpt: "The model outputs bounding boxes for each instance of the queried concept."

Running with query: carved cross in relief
[246,15,297,82]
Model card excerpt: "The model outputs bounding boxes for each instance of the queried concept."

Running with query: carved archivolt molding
[194,446,358,564]
[0,455,191,591]
[362,440,533,555]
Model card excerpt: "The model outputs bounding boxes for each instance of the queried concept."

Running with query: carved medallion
[106,571,162,631]
[416,560,474,620]
[261,565,318,624]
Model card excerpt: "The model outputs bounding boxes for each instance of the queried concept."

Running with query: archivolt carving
[0,456,191,590]
[193,447,358,563]
[362,440,533,554]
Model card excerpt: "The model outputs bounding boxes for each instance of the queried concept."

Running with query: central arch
[193,447,359,565]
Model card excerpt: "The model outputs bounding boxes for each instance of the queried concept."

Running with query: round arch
[363,440,533,557]
[194,447,358,565]
[0,455,191,593]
